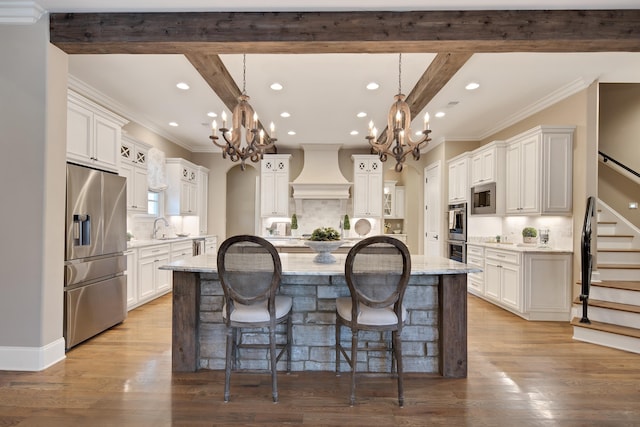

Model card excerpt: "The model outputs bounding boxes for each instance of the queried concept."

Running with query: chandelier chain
[242,54,247,95]
[398,53,402,94]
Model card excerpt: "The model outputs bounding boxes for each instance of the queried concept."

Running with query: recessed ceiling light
[287,131,296,136]
[280,112,291,118]
[207,112,217,118]
[465,82,480,90]
[350,130,359,136]
[169,122,179,127]
[270,82,283,91]
[176,82,190,90]
[357,112,367,118]
[435,112,446,118]
[366,82,379,90]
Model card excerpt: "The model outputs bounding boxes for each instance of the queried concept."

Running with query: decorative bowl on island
[304,227,343,264]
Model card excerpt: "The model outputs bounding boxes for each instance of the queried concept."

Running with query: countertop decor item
[522,227,537,244]
[305,227,343,263]
[354,218,372,237]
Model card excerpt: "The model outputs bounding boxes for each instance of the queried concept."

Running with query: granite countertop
[466,241,573,254]
[127,234,216,249]
[160,253,481,276]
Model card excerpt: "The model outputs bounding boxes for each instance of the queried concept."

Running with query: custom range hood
[291,144,351,212]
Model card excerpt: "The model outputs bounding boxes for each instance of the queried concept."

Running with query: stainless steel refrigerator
[64,163,127,350]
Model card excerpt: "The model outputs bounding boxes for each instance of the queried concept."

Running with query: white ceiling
[34,1,640,153]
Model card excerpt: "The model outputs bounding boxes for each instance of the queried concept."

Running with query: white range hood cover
[291,144,351,200]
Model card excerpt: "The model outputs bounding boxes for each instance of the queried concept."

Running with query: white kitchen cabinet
[352,155,383,217]
[505,126,574,215]
[474,245,572,321]
[470,141,505,186]
[205,236,218,255]
[466,244,485,296]
[124,249,138,310]
[197,166,209,235]
[66,90,128,173]
[171,240,193,263]
[166,158,199,215]
[523,253,572,321]
[261,154,291,217]
[119,135,151,212]
[137,244,171,304]
[383,181,406,219]
[447,153,469,204]
[484,248,522,312]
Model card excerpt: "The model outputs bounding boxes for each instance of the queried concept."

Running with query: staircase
[571,199,640,354]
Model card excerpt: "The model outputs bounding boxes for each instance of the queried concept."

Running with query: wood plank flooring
[1,294,640,426]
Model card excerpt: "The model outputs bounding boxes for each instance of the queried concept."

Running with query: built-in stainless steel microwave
[470,182,496,215]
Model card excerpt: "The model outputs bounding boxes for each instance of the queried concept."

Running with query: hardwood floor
[1,294,639,426]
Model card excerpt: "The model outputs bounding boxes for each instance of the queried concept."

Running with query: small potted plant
[291,214,298,236]
[522,227,537,244]
[343,214,350,237]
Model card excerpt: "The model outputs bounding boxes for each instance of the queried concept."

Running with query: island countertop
[160,253,481,276]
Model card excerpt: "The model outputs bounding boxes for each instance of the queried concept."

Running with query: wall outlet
[630,202,639,209]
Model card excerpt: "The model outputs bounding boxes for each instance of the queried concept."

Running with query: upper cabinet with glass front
[383,180,405,219]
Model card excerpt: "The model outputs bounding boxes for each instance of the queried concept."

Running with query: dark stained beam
[49,10,640,55]
[375,52,472,145]
[185,52,275,141]
[406,52,473,118]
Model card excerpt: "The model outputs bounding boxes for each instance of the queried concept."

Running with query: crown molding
[0,1,45,24]
[68,75,197,152]
[478,77,593,140]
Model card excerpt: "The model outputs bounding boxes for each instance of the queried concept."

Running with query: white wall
[0,17,67,369]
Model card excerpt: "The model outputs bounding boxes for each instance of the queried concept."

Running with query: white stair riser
[597,251,640,264]
[597,269,640,281]
[580,306,640,330]
[597,224,618,234]
[597,236,634,249]
[590,286,640,306]
[573,326,640,354]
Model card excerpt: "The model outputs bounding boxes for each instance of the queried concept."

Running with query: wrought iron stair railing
[580,196,596,324]
[599,151,640,179]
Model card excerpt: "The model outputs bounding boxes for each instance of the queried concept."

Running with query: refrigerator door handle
[73,214,90,246]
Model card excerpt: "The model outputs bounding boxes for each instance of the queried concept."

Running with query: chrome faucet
[152,217,170,239]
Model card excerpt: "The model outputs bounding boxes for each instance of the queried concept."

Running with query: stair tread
[576,280,640,291]
[598,221,617,224]
[597,234,635,238]
[598,263,640,269]
[572,297,640,314]
[597,248,640,252]
[571,317,640,339]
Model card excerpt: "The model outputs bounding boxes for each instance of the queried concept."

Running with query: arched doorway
[225,164,259,237]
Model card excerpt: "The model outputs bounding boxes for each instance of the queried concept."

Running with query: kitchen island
[161,253,479,378]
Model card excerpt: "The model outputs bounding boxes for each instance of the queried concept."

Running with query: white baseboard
[0,337,66,371]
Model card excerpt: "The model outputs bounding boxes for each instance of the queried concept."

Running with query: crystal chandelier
[366,53,431,172]
[210,54,276,171]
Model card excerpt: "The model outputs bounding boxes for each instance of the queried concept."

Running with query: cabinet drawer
[171,240,193,253]
[139,244,170,259]
[466,244,485,257]
[467,255,484,268]
[485,249,520,265]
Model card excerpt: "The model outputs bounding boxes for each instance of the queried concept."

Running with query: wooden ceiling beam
[375,52,472,144]
[185,53,275,141]
[49,10,640,54]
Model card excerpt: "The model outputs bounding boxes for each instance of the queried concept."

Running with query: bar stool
[217,235,292,403]
[335,235,411,406]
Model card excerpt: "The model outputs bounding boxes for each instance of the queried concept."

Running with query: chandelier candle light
[366,53,432,172]
[210,54,277,170]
